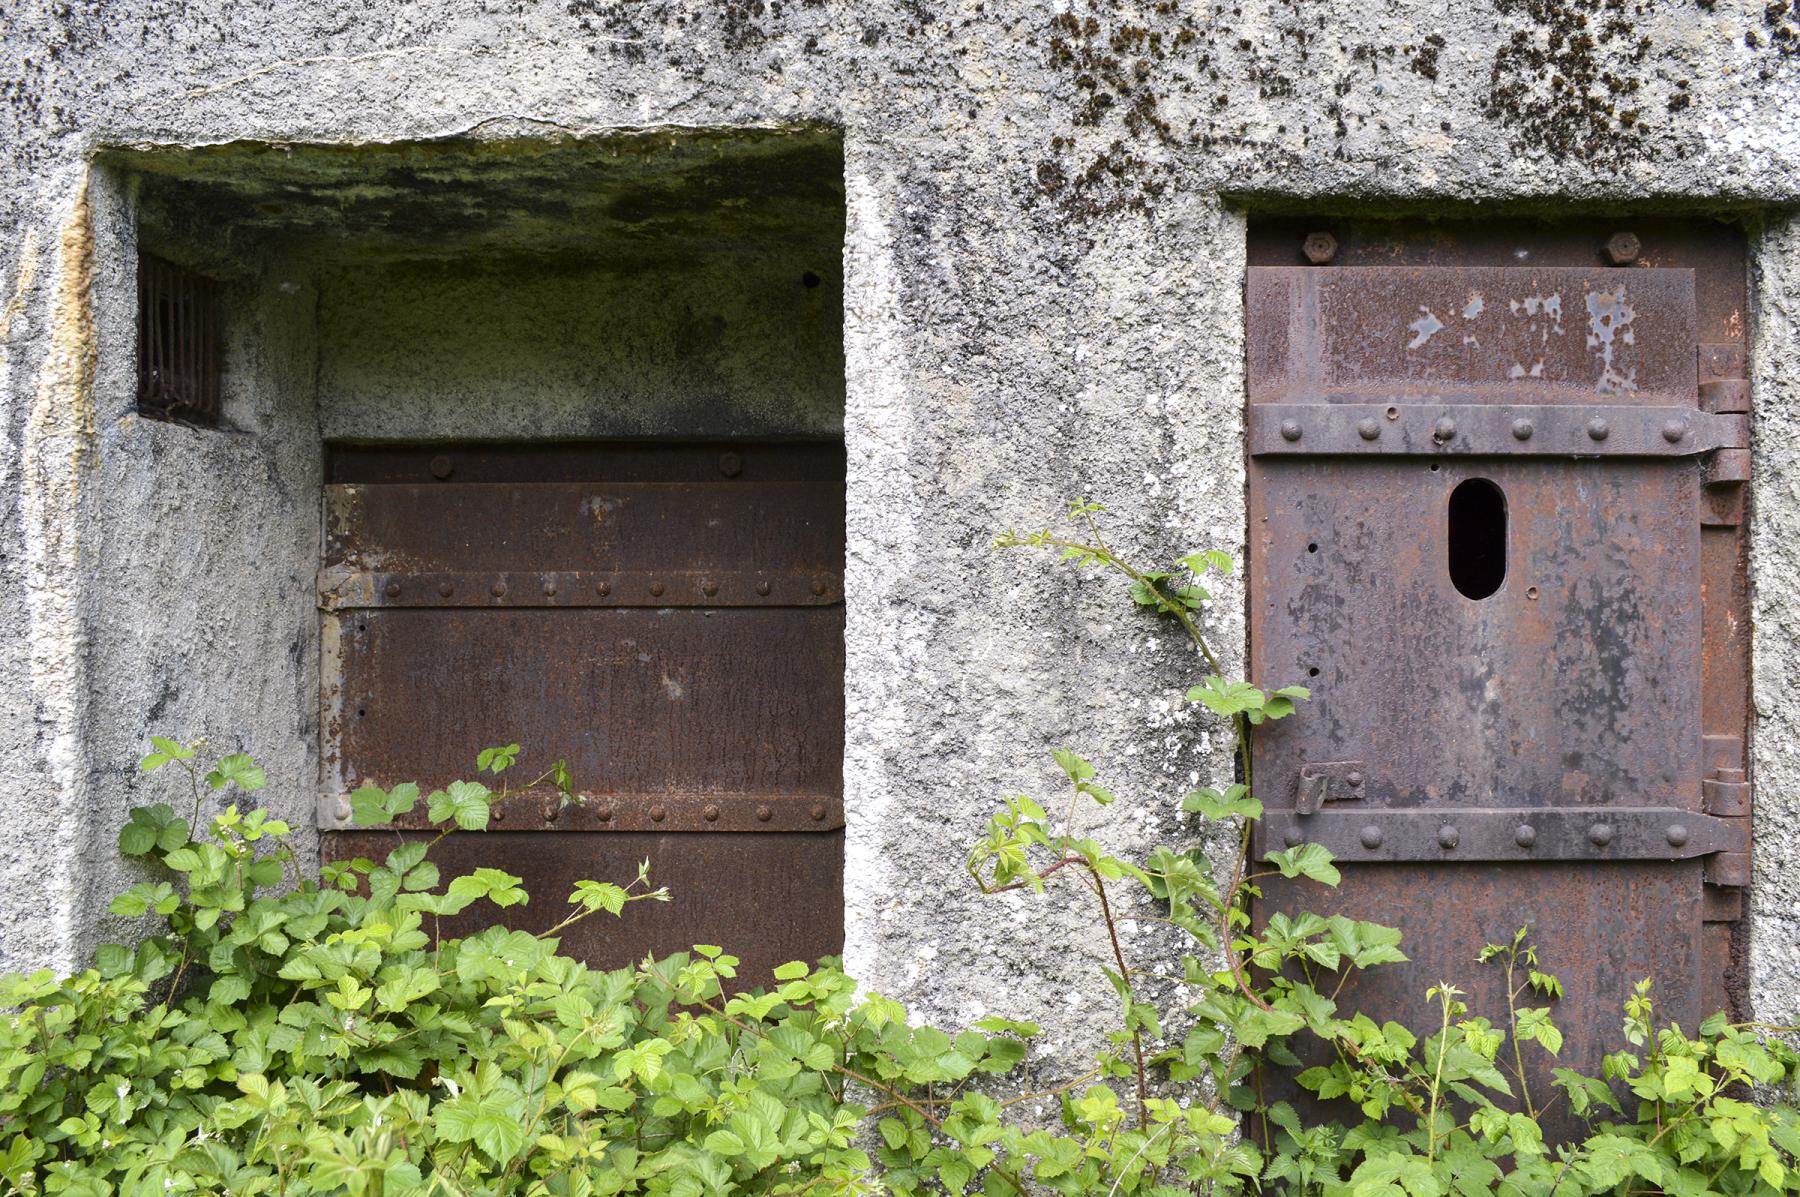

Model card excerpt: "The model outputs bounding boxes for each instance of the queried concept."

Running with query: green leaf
[448,868,528,909]
[1182,784,1262,822]
[569,880,627,916]
[427,780,492,830]
[205,753,266,793]
[1264,843,1341,887]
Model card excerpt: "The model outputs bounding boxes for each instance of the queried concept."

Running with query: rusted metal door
[318,444,845,984]
[1247,222,1751,1100]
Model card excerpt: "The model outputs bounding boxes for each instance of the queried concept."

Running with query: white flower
[115,1083,129,1101]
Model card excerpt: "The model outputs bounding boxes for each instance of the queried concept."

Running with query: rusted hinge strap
[1250,403,1747,458]
[1268,806,1747,864]
[1698,733,1752,892]
[316,789,845,833]
[318,568,843,610]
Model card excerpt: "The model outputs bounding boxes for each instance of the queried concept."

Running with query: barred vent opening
[137,254,220,426]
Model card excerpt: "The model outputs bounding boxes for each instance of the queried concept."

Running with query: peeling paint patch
[1406,307,1444,349]
[1585,287,1638,394]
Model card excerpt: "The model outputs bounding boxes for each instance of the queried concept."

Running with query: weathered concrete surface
[0,2,1795,1064]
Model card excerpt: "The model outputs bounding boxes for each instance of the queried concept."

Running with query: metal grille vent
[137,254,220,426]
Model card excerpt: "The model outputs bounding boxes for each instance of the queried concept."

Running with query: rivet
[545,804,561,822]
[811,578,828,597]
[1666,823,1690,847]
[703,803,720,822]
[596,805,614,823]
[1605,231,1642,266]
[543,581,557,597]
[650,805,667,823]
[384,580,401,597]
[1526,585,1541,600]
[810,803,828,822]
[1662,419,1687,443]
[1512,418,1534,441]
[1587,417,1610,442]
[703,580,719,597]
[756,804,773,822]
[430,455,453,480]
[1356,417,1380,441]
[1346,771,1364,788]
[1588,822,1614,847]
[1433,416,1457,443]
[1280,419,1303,442]
[756,580,772,597]
[492,807,505,823]
[719,452,743,478]
[438,581,454,598]
[334,797,351,823]
[1283,825,1304,847]
[595,580,611,597]
[1514,824,1537,848]
[1359,824,1383,849]
[650,580,665,597]
[491,582,506,598]
[1438,824,1459,850]
[1302,231,1339,264]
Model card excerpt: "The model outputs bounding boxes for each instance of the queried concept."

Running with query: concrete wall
[0,1,1796,1060]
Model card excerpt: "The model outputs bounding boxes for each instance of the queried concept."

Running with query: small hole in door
[1448,478,1506,600]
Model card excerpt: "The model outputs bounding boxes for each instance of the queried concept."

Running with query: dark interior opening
[1448,478,1506,600]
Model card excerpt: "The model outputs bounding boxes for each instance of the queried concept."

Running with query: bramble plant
[0,499,1797,1195]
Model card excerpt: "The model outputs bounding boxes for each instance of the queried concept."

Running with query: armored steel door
[318,444,845,984]
[1247,222,1752,1096]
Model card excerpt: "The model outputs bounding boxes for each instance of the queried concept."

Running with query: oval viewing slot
[1448,478,1506,600]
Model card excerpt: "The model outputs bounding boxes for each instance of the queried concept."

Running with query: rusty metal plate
[1249,403,1744,458]
[328,442,847,485]
[1248,267,1696,405]
[324,828,844,990]
[326,482,844,576]
[1251,456,1701,814]
[1260,861,1701,1128]
[328,606,845,801]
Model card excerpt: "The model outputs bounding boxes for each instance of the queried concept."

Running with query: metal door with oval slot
[317,443,846,985]
[1246,221,1752,1107]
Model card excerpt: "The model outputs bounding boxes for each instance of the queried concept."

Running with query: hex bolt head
[1605,231,1642,266]
[755,580,772,597]
[1433,416,1457,443]
[1280,419,1303,442]
[430,454,454,480]
[1588,822,1614,847]
[1356,417,1380,441]
[1358,824,1384,849]
[1438,824,1460,850]
[809,803,828,822]
[1587,417,1610,441]
[1514,823,1537,848]
[595,580,611,597]
[756,804,773,822]
[718,451,743,478]
[649,804,667,823]
[1512,418,1535,441]
[703,803,720,822]
[1302,231,1339,264]
[1666,823,1690,847]
[1662,419,1687,443]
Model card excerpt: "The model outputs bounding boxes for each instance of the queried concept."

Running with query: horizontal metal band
[317,789,844,833]
[1250,403,1747,458]
[1265,806,1746,863]
[318,568,842,610]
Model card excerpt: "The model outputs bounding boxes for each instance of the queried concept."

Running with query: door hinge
[1296,760,1365,815]
[1700,734,1752,895]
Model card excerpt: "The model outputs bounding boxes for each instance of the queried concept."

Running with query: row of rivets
[373,577,830,599]
[1278,414,1679,448]
[1294,820,1695,853]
